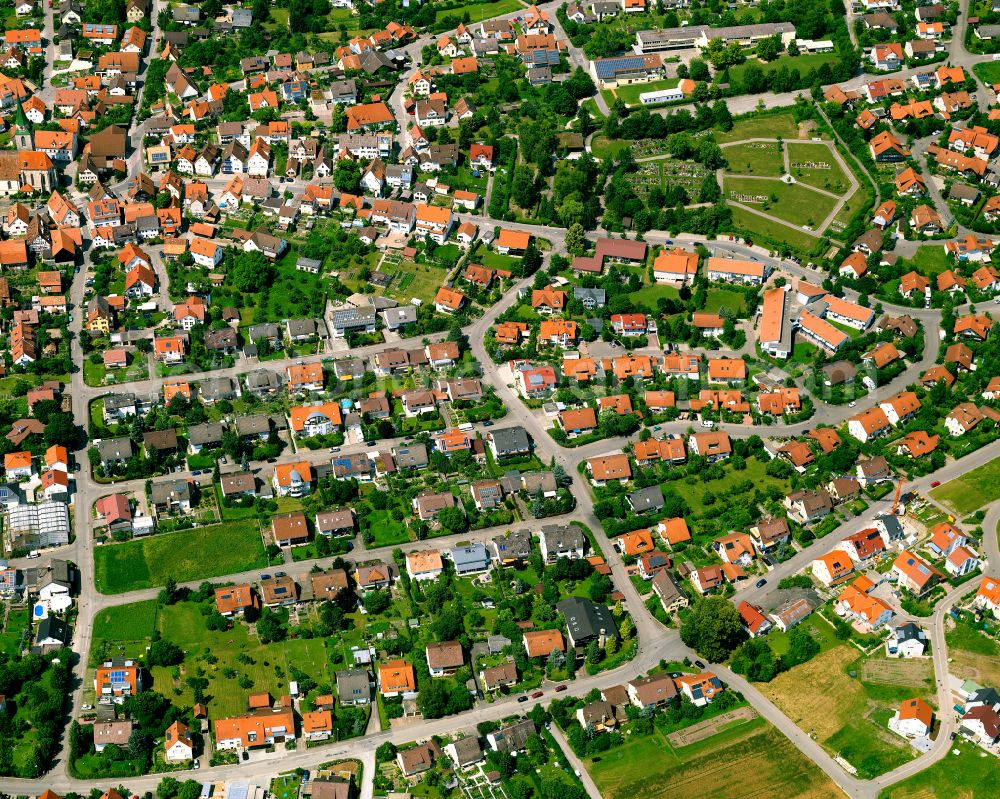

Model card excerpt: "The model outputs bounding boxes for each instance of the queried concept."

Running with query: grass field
[93,521,267,594]
[435,0,525,23]
[760,645,921,779]
[902,245,950,278]
[587,715,840,799]
[703,288,750,317]
[729,205,820,253]
[723,176,839,229]
[714,112,802,144]
[930,456,1000,515]
[882,739,1000,799]
[614,78,680,106]
[722,141,787,177]
[590,136,632,160]
[973,60,1000,86]
[629,282,680,306]
[90,601,159,665]
[785,142,852,194]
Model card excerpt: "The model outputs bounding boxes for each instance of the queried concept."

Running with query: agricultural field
[722,141,787,178]
[723,176,840,229]
[587,714,840,799]
[759,645,926,778]
[93,520,268,594]
[785,142,852,194]
[930,455,1000,515]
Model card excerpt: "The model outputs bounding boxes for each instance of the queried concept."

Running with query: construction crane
[835,475,905,515]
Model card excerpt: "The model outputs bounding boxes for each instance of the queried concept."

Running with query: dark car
[755,578,767,588]
[517,695,529,703]
[555,685,567,692]
[694,660,705,669]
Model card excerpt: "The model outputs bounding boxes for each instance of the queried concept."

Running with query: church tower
[13,99,33,152]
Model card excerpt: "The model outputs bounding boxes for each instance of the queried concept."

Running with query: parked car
[930,481,941,487]
[555,685,567,692]
[694,660,705,669]
[755,578,767,588]
[531,691,543,699]
[517,695,529,703]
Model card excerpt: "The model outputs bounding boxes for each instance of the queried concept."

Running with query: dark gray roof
[628,486,664,513]
[489,426,530,455]
[556,596,617,645]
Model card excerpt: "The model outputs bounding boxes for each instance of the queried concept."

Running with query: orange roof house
[522,629,565,658]
[378,659,417,695]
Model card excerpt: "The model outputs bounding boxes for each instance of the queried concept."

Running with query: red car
[554,685,567,692]
[930,481,941,488]
[531,691,543,699]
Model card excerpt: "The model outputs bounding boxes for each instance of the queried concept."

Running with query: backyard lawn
[93,520,268,594]
[930,456,1000,515]
[722,141,786,177]
[587,715,840,799]
[628,282,680,306]
[703,287,750,317]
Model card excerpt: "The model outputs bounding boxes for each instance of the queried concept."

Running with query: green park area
[882,739,1000,799]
